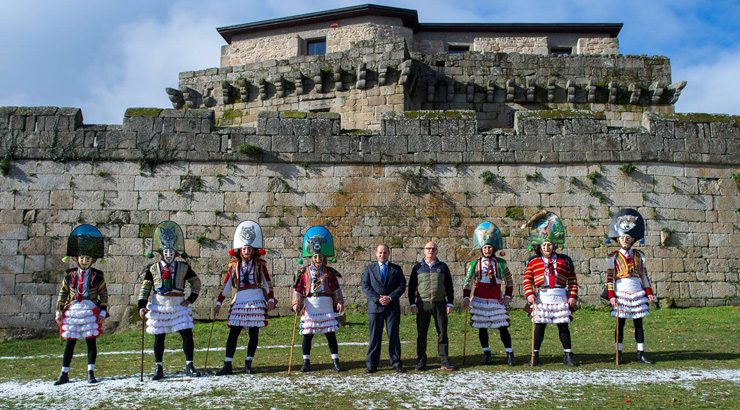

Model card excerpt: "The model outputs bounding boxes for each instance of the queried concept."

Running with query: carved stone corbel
[184,87,200,108]
[356,63,368,89]
[628,83,641,104]
[608,81,618,104]
[165,87,184,109]
[566,80,575,103]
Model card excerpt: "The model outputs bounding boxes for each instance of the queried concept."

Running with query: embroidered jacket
[606,249,653,299]
[292,265,344,309]
[137,261,201,308]
[462,257,513,299]
[216,258,276,304]
[55,268,108,313]
[522,253,578,300]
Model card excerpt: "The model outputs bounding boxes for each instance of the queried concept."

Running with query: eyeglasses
[423,247,438,250]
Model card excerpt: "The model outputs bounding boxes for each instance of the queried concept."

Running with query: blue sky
[1,0,738,124]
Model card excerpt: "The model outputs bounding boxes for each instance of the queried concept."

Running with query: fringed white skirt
[470,297,509,329]
[146,294,194,334]
[532,288,571,324]
[611,277,649,319]
[300,296,338,335]
[61,300,102,340]
[228,289,267,328]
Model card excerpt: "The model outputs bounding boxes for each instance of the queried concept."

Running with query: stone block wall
[0,106,737,331]
[473,37,549,55]
[576,37,620,55]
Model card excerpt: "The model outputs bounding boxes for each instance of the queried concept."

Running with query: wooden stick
[287,305,300,376]
[204,320,215,371]
[530,303,536,367]
[615,304,620,368]
[462,268,478,366]
[140,317,145,382]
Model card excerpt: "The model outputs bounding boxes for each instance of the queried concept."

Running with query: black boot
[244,359,253,374]
[215,362,232,376]
[185,362,201,377]
[332,358,342,372]
[53,372,69,386]
[506,352,515,366]
[483,351,492,365]
[563,352,577,366]
[152,364,164,381]
[530,352,540,367]
[636,351,652,364]
[300,359,311,373]
[87,370,98,384]
[617,351,624,365]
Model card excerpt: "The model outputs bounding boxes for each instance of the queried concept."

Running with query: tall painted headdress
[230,220,266,257]
[472,221,503,250]
[301,226,335,258]
[608,208,645,243]
[151,220,186,256]
[66,224,105,258]
[526,210,566,246]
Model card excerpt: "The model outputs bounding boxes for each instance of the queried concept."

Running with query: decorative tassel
[181,252,189,259]
[61,256,69,263]
[145,251,154,258]
[499,251,505,257]
[640,238,645,245]
[258,249,266,256]
[330,257,337,263]
[297,259,303,265]
[99,258,107,265]
[528,245,534,251]
[604,236,611,245]
[228,249,236,257]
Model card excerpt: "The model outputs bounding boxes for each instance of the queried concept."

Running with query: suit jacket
[362,261,406,314]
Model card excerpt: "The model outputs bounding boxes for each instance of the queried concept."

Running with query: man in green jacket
[408,241,455,371]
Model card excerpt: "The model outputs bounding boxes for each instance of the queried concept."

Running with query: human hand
[446,306,453,314]
[267,300,276,311]
[139,308,148,319]
[526,295,535,305]
[501,296,511,307]
[648,294,655,303]
[609,297,617,308]
[568,298,576,309]
[336,303,344,312]
[213,303,221,315]
[55,311,63,325]
[462,298,470,308]
[410,306,418,314]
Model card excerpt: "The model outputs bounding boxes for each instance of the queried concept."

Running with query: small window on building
[550,47,572,56]
[448,44,470,54]
[306,38,326,56]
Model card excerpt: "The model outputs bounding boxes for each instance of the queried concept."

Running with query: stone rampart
[0,106,738,331]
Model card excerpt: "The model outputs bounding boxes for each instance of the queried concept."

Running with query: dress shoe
[483,351,492,365]
[53,372,69,386]
[530,352,540,367]
[563,352,577,366]
[300,359,311,372]
[87,370,97,384]
[636,351,652,364]
[440,361,455,371]
[366,367,377,374]
[415,357,427,371]
[215,362,233,376]
[184,363,201,377]
[244,359,253,374]
[152,364,164,381]
[393,365,406,373]
[506,352,515,366]
[332,358,342,372]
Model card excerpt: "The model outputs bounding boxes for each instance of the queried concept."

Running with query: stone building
[0,5,737,333]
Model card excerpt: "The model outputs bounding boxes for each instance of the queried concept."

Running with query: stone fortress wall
[175,36,682,132]
[0,105,737,332]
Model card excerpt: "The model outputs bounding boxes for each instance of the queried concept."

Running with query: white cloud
[674,48,740,115]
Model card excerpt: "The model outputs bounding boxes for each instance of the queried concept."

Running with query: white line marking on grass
[0,368,738,409]
[0,341,411,360]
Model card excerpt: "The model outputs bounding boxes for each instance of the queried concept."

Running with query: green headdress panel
[301,226,335,257]
[66,224,105,258]
[152,220,185,253]
[472,221,503,250]
[528,211,566,246]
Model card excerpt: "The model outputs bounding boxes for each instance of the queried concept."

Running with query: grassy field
[0,306,738,409]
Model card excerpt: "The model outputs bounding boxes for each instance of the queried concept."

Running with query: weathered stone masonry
[0,105,737,331]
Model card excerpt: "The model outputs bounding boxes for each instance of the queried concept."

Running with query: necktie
[76,270,85,302]
[546,259,556,288]
[380,263,387,283]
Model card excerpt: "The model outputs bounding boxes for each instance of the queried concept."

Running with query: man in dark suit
[361,244,407,373]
